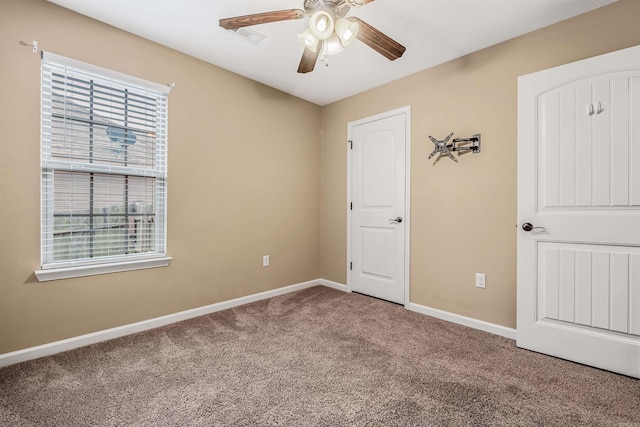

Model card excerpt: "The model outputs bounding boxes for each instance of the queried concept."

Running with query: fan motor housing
[304,0,350,18]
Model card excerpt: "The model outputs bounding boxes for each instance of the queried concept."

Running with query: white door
[517,45,640,378]
[348,107,410,305]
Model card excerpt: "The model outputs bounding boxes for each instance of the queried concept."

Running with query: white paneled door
[518,45,640,378]
[348,107,410,305]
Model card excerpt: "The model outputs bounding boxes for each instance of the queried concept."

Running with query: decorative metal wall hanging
[428,133,481,163]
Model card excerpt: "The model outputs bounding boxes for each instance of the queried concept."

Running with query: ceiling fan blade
[349,17,406,61]
[297,47,321,74]
[219,9,306,30]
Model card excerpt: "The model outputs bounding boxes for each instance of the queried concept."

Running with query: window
[36,53,171,281]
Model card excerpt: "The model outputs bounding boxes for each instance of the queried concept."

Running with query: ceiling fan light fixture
[298,28,320,52]
[323,33,344,56]
[335,18,359,47]
[309,10,334,40]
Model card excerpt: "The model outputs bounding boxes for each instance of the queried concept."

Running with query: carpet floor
[1,286,638,426]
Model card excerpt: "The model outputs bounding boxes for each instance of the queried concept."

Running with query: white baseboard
[0,279,325,367]
[317,278,349,292]
[319,281,514,340]
[409,303,517,340]
[1,280,514,367]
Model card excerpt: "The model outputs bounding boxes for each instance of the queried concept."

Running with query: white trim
[346,121,353,294]
[346,132,353,293]
[317,278,349,292]
[409,302,517,340]
[403,108,411,310]
[35,256,173,282]
[1,279,517,367]
[315,279,515,341]
[0,279,325,367]
[346,105,411,307]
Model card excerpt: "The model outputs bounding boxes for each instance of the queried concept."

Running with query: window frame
[35,52,172,282]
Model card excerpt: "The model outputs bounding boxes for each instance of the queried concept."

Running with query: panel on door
[538,74,639,211]
[537,243,640,335]
[518,44,640,378]
[350,112,407,304]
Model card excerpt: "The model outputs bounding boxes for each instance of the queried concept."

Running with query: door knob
[522,222,546,232]
[389,216,403,223]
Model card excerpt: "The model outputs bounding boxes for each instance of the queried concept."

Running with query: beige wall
[0,0,320,353]
[320,0,640,328]
[2,0,639,354]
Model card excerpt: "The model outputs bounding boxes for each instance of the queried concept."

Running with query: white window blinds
[41,52,169,270]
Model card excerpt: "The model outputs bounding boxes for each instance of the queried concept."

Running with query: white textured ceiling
[47,0,617,106]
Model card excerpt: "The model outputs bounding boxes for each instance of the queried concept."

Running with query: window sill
[34,256,172,282]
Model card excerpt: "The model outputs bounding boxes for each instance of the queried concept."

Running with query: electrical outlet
[263,255,270,267]
[475,273,486,288]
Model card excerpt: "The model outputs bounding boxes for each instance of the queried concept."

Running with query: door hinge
[348,140,353,149]
[350,262,353,270]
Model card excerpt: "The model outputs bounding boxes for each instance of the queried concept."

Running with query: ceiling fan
[219,0,406,74]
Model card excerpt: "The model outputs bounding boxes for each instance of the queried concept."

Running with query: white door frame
[346,105,411,308]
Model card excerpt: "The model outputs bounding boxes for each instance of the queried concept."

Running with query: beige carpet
[1,286,638,426]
